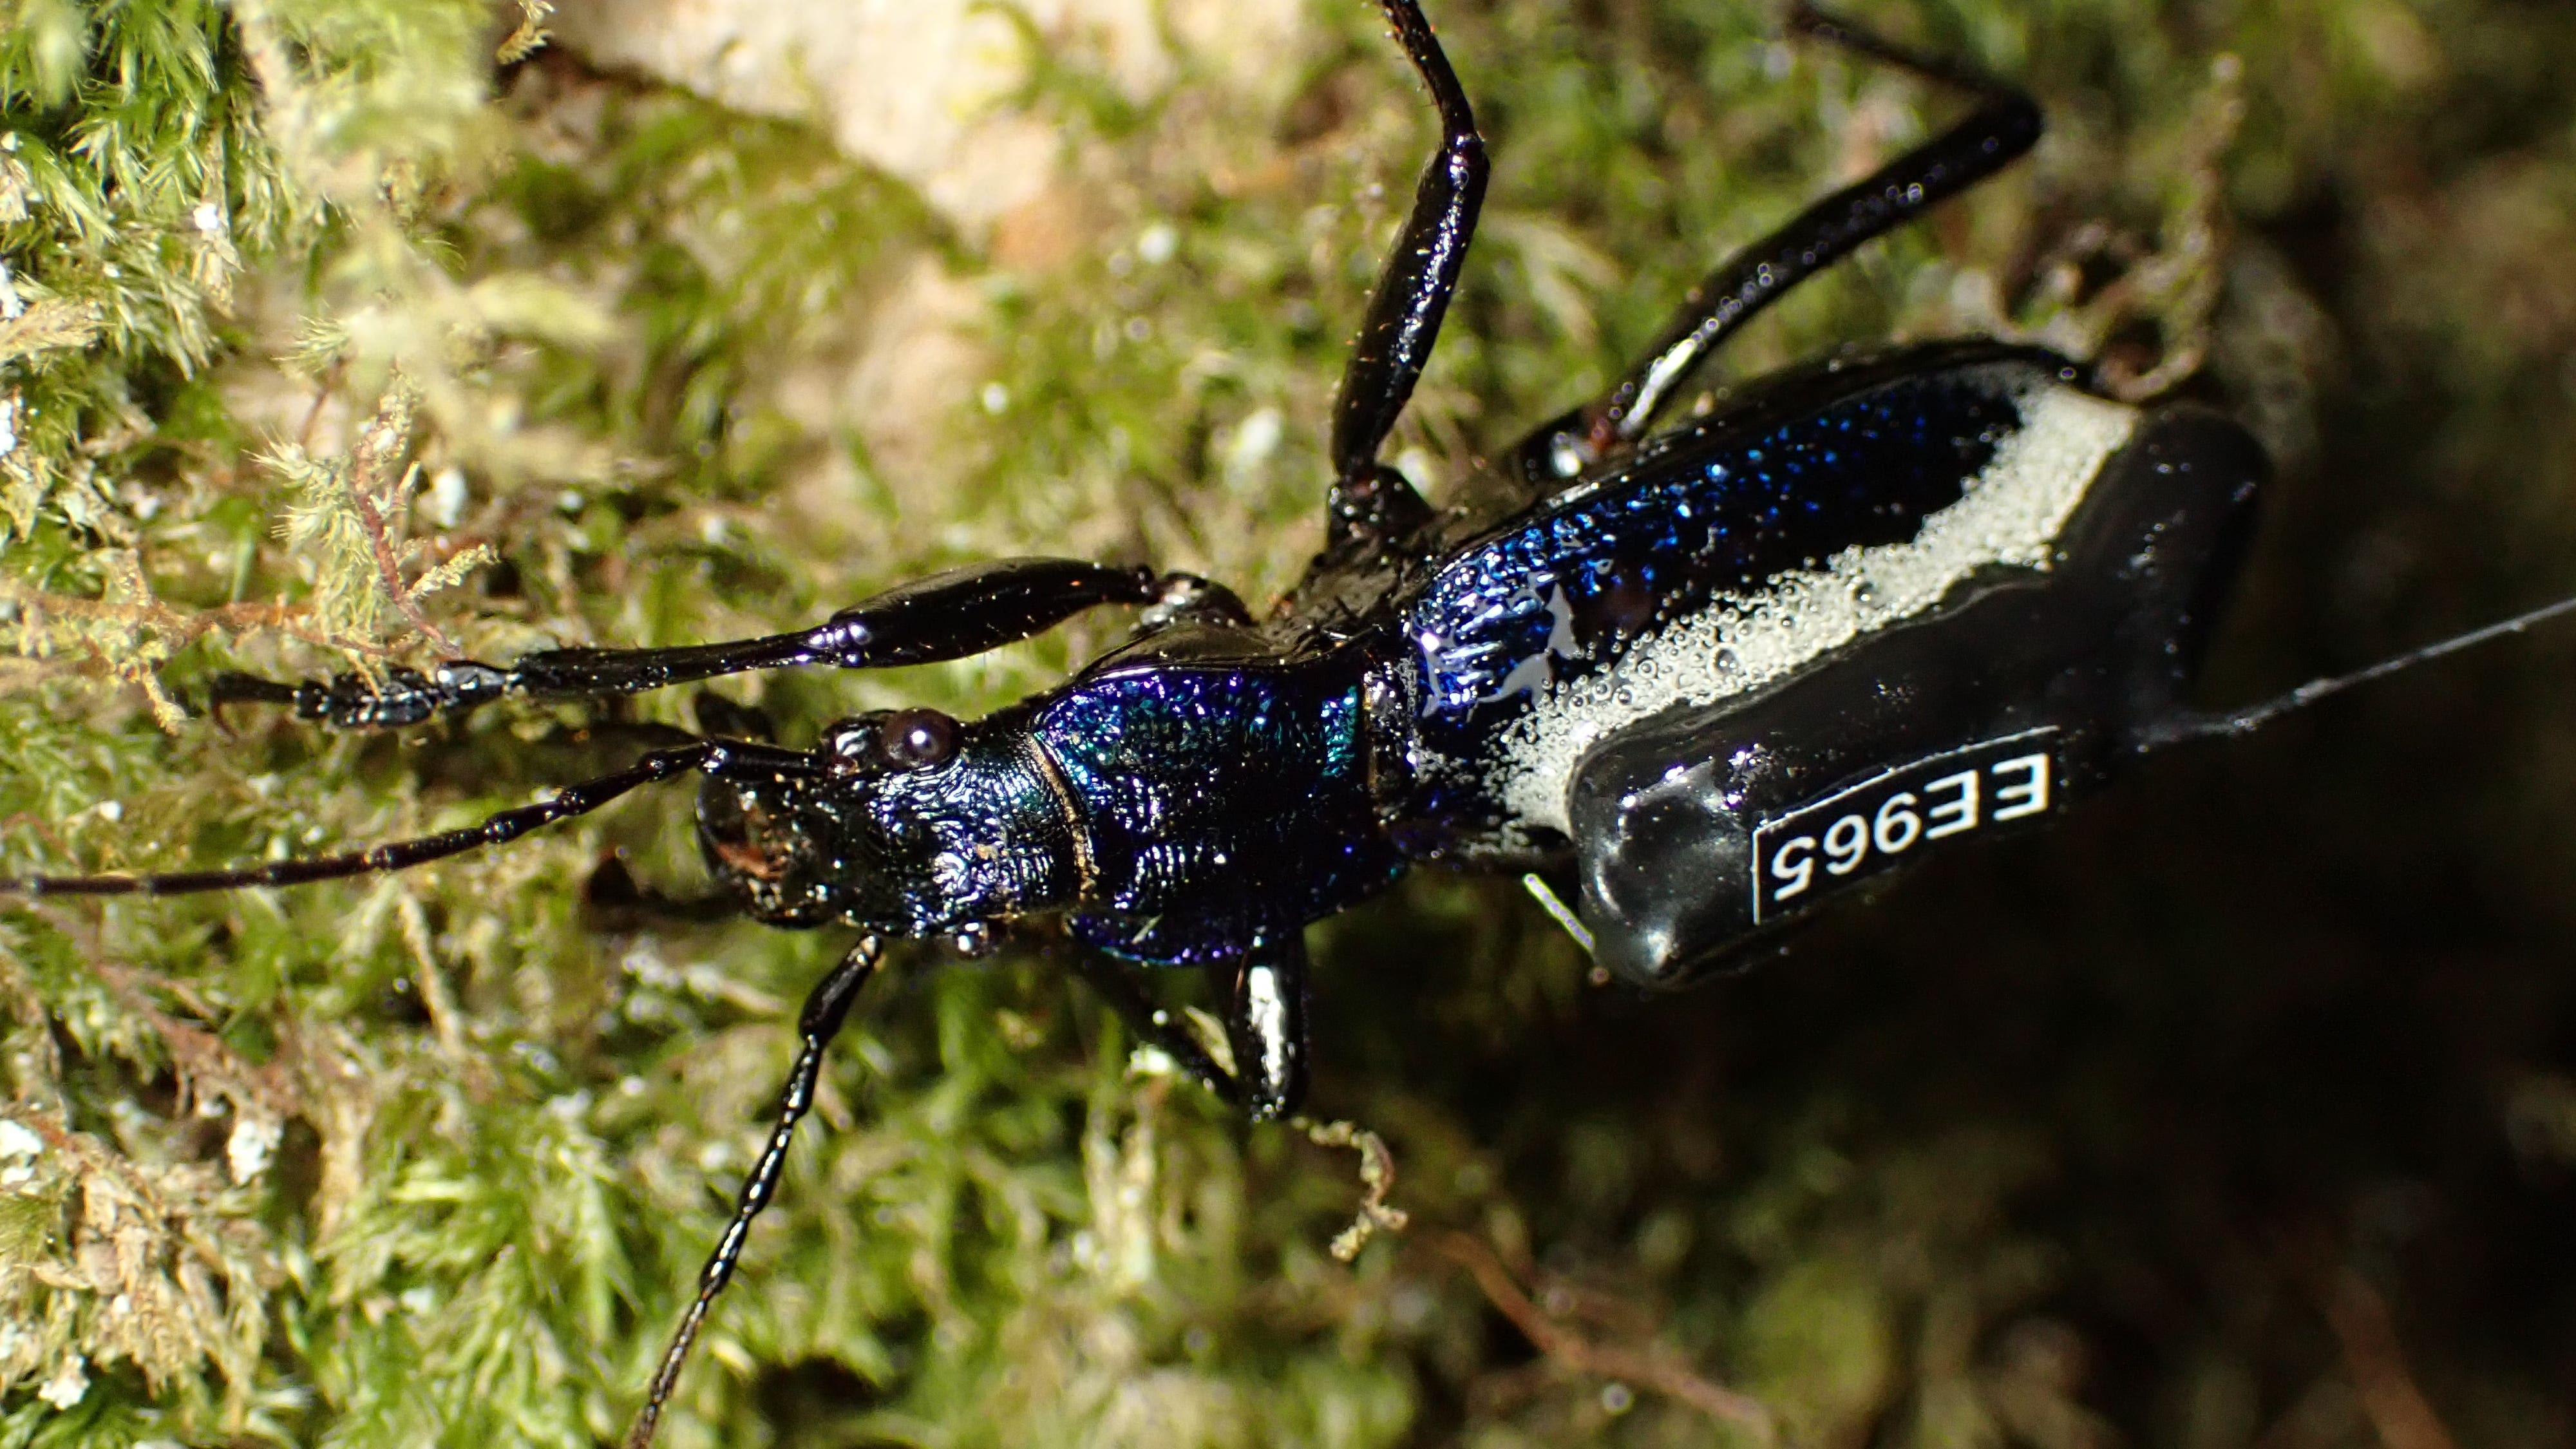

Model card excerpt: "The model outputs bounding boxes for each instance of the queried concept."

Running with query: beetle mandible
[7,3,2572,1443]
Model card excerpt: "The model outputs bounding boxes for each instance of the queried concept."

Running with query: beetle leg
[1065,949,1247,1109]
[626,935,887,1449]
[1066,938,1314,1122]
[1217,933,1312,1122]
[209,557,1184,730]
[1325,0,1489,551]
[1506,3,2041,488]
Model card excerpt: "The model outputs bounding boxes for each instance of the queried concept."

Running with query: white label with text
[1750,728,2060,923]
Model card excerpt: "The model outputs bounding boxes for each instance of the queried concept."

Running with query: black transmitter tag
[1750,726,2060,923]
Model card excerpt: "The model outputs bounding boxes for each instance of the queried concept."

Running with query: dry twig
[1428,1228,1777,1441]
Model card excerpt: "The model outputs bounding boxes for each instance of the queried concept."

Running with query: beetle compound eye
[879,708,958,770]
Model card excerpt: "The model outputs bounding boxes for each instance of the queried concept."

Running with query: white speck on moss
[37,1353,88,1409]
[1222,406,1283,488]
[1394,445,1439,491]
[227,1113,281,1184]
[430,466,468,528]
[0,1117,41,1160]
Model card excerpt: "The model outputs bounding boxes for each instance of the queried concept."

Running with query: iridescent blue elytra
[1408,357,2026,726]
[1401,346,2045,846]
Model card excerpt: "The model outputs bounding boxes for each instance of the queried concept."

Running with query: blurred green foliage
[2,0,2574,1446]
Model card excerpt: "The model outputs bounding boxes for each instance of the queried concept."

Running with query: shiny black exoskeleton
[26,6,2576,1444]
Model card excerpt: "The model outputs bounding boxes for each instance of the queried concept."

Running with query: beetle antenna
[625,935,887,1449]
[2143,593,2576,748]
[0,740,773,897]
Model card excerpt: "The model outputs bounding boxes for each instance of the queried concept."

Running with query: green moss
[4,0,2576,1445]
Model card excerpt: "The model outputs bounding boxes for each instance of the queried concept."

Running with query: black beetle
[6,3,2573,1443]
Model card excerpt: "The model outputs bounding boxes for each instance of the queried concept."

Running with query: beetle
[6,2,2573,1443]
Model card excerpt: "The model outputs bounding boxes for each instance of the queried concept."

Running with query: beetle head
[696,706,1080,935]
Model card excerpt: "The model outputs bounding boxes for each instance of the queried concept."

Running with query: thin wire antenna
[624,935,887,1449]
[0,743,728,897]
[2143,594,2576,749]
